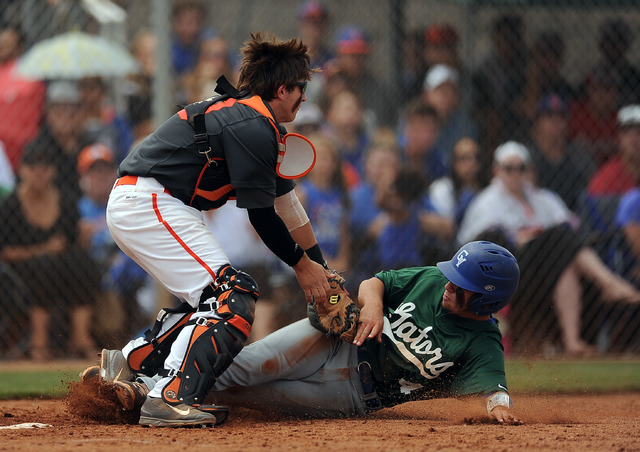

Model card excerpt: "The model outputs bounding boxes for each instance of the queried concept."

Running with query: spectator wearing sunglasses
[457,141,640,356]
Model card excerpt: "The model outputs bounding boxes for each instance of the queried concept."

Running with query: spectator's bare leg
[553,264,590,354]
[573,248,640,304]
[70,305,98,359]
[29,306,51,360]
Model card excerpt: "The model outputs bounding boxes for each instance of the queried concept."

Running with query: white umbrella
[17,31,139,80]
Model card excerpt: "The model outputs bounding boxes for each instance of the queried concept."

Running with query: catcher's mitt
[307,272,360,343]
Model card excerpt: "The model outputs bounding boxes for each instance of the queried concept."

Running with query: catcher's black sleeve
[305,243,328,269]
[247,206,304,267]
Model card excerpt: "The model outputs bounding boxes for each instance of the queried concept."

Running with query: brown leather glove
[307,272,360,343]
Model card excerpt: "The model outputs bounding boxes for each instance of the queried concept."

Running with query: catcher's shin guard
[127,302,196,377]
[161,265,258,406]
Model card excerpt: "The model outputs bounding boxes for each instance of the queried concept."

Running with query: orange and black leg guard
[161,289,256,406]
[127,302,196,377]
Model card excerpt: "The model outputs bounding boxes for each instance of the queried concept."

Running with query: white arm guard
[486,391,512,413]
[274,189,310,232]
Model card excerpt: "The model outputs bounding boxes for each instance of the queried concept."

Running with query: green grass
[0,365,86,399]
[0,359,639,399]
[506,359,640,393]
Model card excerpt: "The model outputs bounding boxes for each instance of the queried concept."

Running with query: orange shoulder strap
[238,96,281,142]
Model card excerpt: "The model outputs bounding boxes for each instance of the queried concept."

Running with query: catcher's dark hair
[237,32,316,100]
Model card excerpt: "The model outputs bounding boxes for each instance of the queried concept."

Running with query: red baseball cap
[425,23,459,47]
[335,25,369,55]
[298,0,328,21]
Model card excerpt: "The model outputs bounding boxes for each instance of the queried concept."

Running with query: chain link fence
[0,0,639,360]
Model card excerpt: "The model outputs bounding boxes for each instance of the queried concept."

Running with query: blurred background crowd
[0,0,639,360]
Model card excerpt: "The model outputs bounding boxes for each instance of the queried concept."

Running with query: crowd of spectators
[1,0,639,358]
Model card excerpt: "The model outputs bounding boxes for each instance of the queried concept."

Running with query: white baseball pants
[107,176,230,397]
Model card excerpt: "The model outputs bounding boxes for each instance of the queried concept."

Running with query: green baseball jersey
[367,266,508,408]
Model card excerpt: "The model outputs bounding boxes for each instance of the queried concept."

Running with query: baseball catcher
[307,271,360,343]
[73,32,335,428]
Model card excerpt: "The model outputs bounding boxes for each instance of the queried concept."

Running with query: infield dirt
[1,390,639,451]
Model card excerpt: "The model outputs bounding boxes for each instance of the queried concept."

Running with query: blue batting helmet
[436,241,520,315]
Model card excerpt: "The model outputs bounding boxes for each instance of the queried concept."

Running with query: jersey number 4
[398,378,423,395]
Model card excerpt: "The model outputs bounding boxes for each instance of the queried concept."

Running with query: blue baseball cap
[437,241,520,315]
[537,93,568,115]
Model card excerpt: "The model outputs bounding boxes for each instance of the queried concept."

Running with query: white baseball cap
[494,141,531,164]
[618,104,640,127]
[293,102,323,127]
[423,64,459,91]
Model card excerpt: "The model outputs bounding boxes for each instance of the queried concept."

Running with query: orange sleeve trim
[237,96,272,119]
[180,96,278,138]
[205,98,237,113]
[178,98,237,122]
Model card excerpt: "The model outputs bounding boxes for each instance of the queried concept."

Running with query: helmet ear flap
[469,293,506,316]
[468,293,483,315]
[459,289,488,315]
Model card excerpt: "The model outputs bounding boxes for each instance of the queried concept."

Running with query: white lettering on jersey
[398,378,423,394]
[384,303,454,380]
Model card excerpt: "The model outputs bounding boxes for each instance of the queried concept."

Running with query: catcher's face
[286,82,307,121]
[271,82,307,124]
[442,281,473,314]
